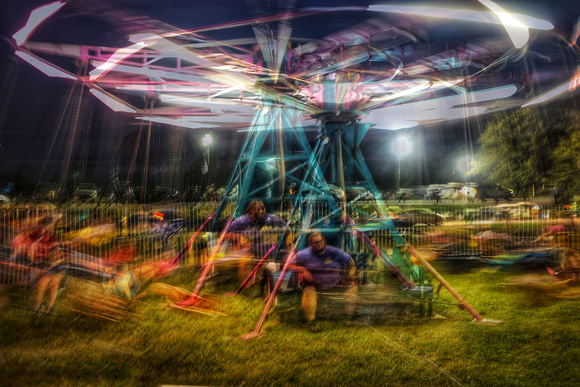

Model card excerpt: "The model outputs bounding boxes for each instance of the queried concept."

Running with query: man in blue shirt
[223,199,287,288]
[289,232,357,331]
[226,199,287,253]
[227,199,287,232]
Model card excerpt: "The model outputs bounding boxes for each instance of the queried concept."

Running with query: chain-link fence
[1,201,577,285]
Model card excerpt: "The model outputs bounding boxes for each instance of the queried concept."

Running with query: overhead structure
[9,1,578,131]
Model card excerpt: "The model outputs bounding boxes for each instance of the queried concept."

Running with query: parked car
[33,182,60,201]
[411,186,427,199]
[463,207,502,221]
[399,208,444,226]
[495,202,543,219]
[424,184,446,200]
[386,206,404,219]
[386,206,411,227]
[381,189,397,200]
[474,184,514,203]
[149,186,178,202]
[438,210,463,221]
[0,181,14,195]
[0,181,15,203]
[74,183,99,202]
[346,186,373,201]
[423,189,441,200]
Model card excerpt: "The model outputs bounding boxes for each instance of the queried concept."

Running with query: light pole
[391,136,413,190]
[202,133,213,182]
[72,171,79,189]
[265,157,276,199]
[456,155,475,180]
[457,155,477,200]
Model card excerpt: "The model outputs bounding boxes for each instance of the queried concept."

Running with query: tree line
[474,104,580,203]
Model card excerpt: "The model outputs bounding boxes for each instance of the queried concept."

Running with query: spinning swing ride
[5,0,580,328]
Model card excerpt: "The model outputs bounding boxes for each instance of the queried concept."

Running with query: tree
[549,109,580,203]
[475,108,558,201]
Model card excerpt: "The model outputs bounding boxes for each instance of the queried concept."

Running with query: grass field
[1,261,580,387]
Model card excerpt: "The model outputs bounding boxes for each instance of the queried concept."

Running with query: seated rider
[224,199,287,284]
[288,232,357,331]
[11,217,56,264]
[226,199,287,252]
[227,199,287,233]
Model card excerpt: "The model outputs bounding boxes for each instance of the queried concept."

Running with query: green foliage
[549,109,580,192]
[477,108,551,198]
[476,106,579,200]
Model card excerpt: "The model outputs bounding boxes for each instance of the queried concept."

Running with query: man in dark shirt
[223,199,287,287]
[226,199,287,252]
[227,199,287,232]
[289,232,357,330]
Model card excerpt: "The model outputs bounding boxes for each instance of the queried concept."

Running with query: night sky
[0,0,578,192]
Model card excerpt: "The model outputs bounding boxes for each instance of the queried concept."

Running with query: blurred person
[101,262,139,300]
[288,232,357,332]
[560,248,580,283]
[216,199,287,287]
[33,267,66,314]
[397,192,406,204]
[34,251,142,315]
[570,202,579,228]
[7,215,141,315]
[530,223,573,245]
[30,247,68,314]
[8,216,63,313]
[227,199,286,233]
[226,199,287,255]
[11,216,56,264]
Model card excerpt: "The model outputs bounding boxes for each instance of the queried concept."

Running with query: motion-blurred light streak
[91,62,213,84]
[128,34,256,88]
[370,78,468,107]
[368,4,553,30]
[136,116,231,129]
[14,50,76,80]
[89,42,149,81]
[522,70,580,107]
[572,17,580,47]
[478,0,529,48]
[116,85,256,95]
[370,2,538,49]
[366,85,517,130]
[12,1,65,46]
[89,89,137,113]
[371,80,432,103]
[160,95,257,114]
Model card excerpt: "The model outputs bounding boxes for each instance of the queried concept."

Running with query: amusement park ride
[5,0,580,332]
